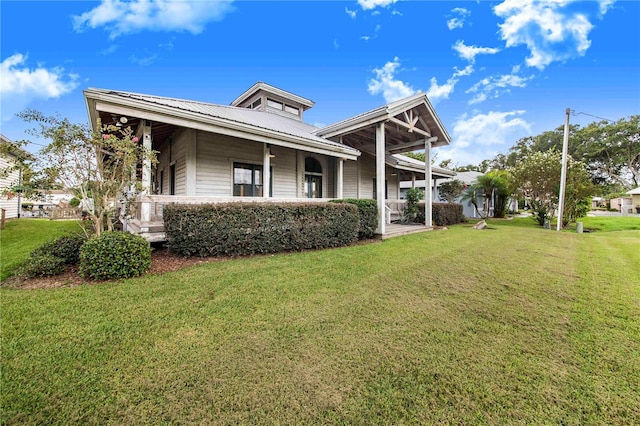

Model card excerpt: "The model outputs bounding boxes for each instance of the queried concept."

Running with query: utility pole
[557,108,570,231]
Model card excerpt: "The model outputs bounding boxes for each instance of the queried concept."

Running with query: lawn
[1,219,639,424]
[0,219,83,281]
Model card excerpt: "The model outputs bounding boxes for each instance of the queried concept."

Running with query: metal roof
[85,88,357,157]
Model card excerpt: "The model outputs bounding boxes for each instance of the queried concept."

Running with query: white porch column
[411,173,416,188]
[376,122,386,235]
[424,139,432,227]
[263,143,271,198]
[337,158,344,199]
[141,120,152,223]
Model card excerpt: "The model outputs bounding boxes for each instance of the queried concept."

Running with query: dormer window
[267,98,283,110]
[284,104,300,116]
[231,82,314,121]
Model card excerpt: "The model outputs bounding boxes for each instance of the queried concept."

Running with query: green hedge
[163,202,360,257]
[330,198,377,239]
[417,203,464,226]
[79,232,151,280]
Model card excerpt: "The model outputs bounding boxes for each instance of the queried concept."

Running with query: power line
[570,110,615,123]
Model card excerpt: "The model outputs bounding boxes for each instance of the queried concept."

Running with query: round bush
[32,234,86,265]
[17,254,66,279]
[79,232,151,280]
[69,197,81,208]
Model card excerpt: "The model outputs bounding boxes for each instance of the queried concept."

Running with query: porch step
[382,224,433,240]
[123,219,166,242]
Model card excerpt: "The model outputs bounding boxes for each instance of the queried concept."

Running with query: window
[233,163,272,197]
[159,170,164,194]
[267,98,283,110]
[304,157,322,198]
[249,98,262,109]
[284,104,299,116]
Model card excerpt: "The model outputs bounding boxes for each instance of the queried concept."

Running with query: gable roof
[315,92,451,148]
[84,88,359,160]
[627,187,640,195]
[230,82,314,110]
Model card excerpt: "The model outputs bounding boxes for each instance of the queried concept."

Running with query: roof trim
[391,154,456,178]
[316,93,451,147]
[230,82,315,109]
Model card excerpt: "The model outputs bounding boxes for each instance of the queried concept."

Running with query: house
[83,82,453,241]
[626,187,640,213]
[0,134,26,219]
[610,195,633,213]
[400,170,485,218]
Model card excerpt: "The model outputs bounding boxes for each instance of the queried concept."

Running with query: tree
[510,150,594,227]
[438,179,465,203]
[18,110,157,236]
[0,139,47,201]
[573,115,640,189]
[486,170,510,218]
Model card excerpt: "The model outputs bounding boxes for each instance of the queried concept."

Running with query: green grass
[0,219,82,281]
[486,215,640,232]
[1,220,639,424]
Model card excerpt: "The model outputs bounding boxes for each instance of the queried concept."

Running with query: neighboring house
[400,171,484,218]
[84,82,453,241]
[0,134,25,219]
[610,196,633,213]
[626,187,640,213]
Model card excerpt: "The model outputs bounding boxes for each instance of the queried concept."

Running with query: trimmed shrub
[330,199,377,239]
[16,254,66,279]
[69,197,81,208]
[163,202,360,257]
[416,203,464,226]
[31,234,86,265]
[79,232,151,280]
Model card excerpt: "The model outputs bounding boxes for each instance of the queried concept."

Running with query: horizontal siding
[343,160,358,198]
[172,129,189,196]
[0,156,21,218]
[196,132,263,196]
[270,145,297,198]
[359,154,376,199]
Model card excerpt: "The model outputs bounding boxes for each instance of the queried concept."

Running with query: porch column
[424,139,432,227]
[411,173,416,188]
[337,158,344,199]
[376,122,386,234]
[263,143,271,198]
[141,120,152,223]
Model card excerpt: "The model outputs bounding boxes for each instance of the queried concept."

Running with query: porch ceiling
[320,98,450,154]
[97,110,177,151]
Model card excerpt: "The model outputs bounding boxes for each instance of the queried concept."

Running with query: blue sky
[1,0,639,166]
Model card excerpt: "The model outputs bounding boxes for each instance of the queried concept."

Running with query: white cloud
[358,0,398,11]
[391,9,403,16]
[426,65,474,104]
[73,0,235,39]
[333,39,340,49]
[494,0,594,70]
[453,40,500,63]
[0,54,79,121]
[598,0,615,15]
[130,54,159,66]
[368,57,417,103]
[345,7,357,19]
[447,7,470,30]
[426,77,456,104]
[466,73,534,104]
[438,110,532,165]
[361,24,381,42]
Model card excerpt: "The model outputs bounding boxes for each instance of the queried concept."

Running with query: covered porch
[316,92,452,234]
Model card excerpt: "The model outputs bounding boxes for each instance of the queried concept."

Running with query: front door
[305,175,322,198]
